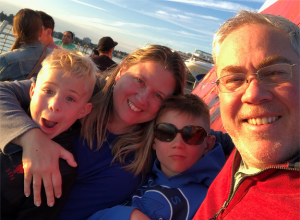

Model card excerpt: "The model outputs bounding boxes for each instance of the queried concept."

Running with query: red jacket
[193,150,300,220]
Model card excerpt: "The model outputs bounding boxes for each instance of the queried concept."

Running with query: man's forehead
[215,24,296,74]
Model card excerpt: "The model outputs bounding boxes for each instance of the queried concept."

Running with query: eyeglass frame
[153,123,208,145]
[212,63,299,93]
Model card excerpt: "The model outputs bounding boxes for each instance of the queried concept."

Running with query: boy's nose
[171,133,185,149]
[48,97,62,112]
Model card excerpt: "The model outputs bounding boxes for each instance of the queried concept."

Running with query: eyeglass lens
[218,63,293,93]
[154,123,207,145]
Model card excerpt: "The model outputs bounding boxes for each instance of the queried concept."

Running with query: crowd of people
[0,7,299,220]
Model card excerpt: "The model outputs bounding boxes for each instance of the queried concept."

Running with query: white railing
[0,20,15,54]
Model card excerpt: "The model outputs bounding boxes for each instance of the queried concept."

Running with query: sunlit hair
[36,11,55,36]
[213,10,300,66]
[81,45,186,176]
[38,48,97,97]
[11,8,42,51]
[156,94,210,133]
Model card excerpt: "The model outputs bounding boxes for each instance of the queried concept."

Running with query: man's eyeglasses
[212,63,299,93]
[154,123,208,145]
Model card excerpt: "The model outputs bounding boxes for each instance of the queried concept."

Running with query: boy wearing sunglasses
[88,94,226,220]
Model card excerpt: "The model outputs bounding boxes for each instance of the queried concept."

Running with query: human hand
[129,209,151,220]
[15,128,77,207]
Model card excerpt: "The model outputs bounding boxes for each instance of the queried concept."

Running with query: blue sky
[1,0,265,54]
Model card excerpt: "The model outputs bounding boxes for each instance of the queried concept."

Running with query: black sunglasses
[154,123,208,145]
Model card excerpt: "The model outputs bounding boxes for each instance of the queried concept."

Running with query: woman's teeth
[247,116,279,125]
[128,100,142,112]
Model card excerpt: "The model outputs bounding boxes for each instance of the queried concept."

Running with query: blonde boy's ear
[29,82,36,99]
[203,135,216,156]
[77,103,92,119]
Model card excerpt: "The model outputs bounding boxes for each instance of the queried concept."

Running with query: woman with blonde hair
[0,45,186,219]
[0,8,52,81]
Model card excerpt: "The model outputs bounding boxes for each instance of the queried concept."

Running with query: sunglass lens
[155,124,176,142]
[183,126,206,145]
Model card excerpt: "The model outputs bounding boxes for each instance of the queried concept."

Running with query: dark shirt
[92,55,116,71]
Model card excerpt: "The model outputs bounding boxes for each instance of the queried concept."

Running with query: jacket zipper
[209,153,299,220]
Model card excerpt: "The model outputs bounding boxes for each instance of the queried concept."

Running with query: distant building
[83,37,91,45]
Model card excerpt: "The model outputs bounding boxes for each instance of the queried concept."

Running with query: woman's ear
[115,66,126,82]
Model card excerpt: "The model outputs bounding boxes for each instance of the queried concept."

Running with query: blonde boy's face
[153,110,215,178]
[30,69,92,139]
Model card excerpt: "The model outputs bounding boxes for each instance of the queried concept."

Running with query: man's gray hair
[212,10,300,64]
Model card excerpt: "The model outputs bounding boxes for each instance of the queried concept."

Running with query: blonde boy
[1,48,97,220]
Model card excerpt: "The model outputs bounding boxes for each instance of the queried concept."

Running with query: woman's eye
[154,93,163,101]
[66,97,75,102]
[43,89,52,95]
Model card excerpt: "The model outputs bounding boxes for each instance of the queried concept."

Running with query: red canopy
[192,0,300,132]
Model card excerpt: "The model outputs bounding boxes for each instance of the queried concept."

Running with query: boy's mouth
[42,118,58,128]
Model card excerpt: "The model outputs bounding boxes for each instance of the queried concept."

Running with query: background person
[1,48,97,220]
[92,36,117,71]
[0,8,52,81]
[0,45,187,220]
[88,94,226,220]
[91,49,99,58]
[194,10,300,220]
[36,10,59,49]
[54,31,77,51]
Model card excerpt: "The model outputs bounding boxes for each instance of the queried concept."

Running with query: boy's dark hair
[157,94,210,132]
[36,11,55,36]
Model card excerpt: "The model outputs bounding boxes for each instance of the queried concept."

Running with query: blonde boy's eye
[43,89,53,95]
[136,78,143,84]
[66,97,75,102]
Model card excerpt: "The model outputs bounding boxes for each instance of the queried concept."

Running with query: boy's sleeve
[209,129,235,157]
[87,206,137,220]
[0,79,39,154]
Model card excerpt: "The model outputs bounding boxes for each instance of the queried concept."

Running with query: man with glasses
[193,10,299,220]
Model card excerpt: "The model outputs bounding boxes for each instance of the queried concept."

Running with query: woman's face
[112,61,176,129]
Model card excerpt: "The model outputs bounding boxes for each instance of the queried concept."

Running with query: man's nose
[241,75,273,104]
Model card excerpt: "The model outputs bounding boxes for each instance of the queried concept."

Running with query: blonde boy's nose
[49,97,62,112]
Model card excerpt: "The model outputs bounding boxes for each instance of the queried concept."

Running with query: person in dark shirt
[92,36,118,71]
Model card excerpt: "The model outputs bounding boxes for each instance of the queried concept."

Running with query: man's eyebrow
[220,66,247,75]
[256,55,291,69]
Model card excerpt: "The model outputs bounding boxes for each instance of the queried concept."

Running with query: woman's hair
[213,10,300,66]
[11,9,42,51]
[81,45,186,176]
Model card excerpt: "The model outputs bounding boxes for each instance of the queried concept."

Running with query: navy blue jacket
[88,143,226,220]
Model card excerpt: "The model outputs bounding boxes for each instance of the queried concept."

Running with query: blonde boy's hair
[38,48,97,96]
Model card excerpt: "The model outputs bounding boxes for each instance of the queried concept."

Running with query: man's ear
[203,135,216,156]
[77,103,92,119]
[47,28,52,37]
[30,82,36,99]
[39,27,43,38]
